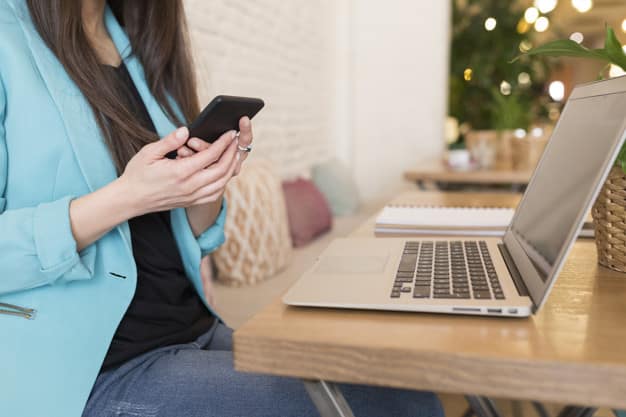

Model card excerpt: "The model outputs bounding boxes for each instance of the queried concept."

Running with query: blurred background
[447,0,626,179]
[183,0,626,204]
[184,0,449,203]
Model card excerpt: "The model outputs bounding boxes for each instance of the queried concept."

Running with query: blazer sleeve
[175,199,227,260]
[196,199,227,257]
[0,76,97,295]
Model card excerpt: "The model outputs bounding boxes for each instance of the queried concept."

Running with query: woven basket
[591,166,626,272]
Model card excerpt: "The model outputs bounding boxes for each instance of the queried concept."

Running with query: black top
[101,63,214,371]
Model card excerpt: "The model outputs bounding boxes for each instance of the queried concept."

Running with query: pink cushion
[282,178,333,247]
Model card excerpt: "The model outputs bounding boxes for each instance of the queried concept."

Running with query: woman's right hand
[118,126,238,216]
[69,126,237,251]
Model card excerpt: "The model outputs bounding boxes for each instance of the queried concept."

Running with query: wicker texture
[213,159,292,286]
[591,166,626,273]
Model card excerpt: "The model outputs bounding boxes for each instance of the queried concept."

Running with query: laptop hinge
[498,243,530,298]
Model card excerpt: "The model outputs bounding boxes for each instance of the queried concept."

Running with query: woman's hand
[176,116,253,177]
[118,126,239,216]
[69,126,239,251]
[173,118,252,236]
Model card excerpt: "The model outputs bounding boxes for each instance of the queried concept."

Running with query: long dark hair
[26,0,200,173]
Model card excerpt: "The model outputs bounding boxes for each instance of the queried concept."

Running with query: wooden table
[233,191,626,415]
[404,161,533,192]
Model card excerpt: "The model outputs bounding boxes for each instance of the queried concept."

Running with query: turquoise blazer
[0,1,227,416]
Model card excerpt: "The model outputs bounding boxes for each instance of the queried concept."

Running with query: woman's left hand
[177,116,253,176]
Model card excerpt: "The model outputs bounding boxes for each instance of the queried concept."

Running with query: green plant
[490,89,531,131]
[518,26,626,73]
[516,26,626,172]
[448,0,551,132]
[448,140,467,151]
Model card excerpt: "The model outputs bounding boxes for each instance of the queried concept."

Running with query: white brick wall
[185,0,337,179]
[184,1,450,201]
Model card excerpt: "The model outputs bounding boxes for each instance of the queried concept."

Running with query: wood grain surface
[234,192,626,409]
[404,161,533,185]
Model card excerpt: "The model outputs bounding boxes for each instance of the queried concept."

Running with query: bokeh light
[500,81,512,96]
[534,0,557,14]
[519,40,533,53]
[524,7,540,24]
[549,81,565,102]
[569,32,584,44]
[464,68,473,81]
[518,72,531,86]
[609,64,626,78]
[534,16,550,33]
[572,0,593,13]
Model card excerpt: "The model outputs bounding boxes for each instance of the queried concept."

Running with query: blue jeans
[83,322,444,417]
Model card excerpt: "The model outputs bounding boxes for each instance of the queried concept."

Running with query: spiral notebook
[375,205,595,238]
[375,205,514,237]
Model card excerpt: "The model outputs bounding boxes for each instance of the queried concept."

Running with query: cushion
[213,159,292,286]
[312,158,361,216]
[282,178,333,247]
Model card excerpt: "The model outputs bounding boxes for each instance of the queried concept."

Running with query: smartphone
[167,95,265,159]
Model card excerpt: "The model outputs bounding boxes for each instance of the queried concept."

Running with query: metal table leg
[303,381,598,417]
[303,380,356,417]
[556,406,597,417]
[461,405,476,417]
[532,402,551,417]
[512,400,524,417]
[465,396,505,417]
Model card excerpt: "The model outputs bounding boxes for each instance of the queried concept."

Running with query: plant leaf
[618,144,626,162]
[618,144,626,174]
[512,39,609,63]
[604,26,626,72]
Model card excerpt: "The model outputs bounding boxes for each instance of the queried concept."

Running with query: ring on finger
[237,144,252,153]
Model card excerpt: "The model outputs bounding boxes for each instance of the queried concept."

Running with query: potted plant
[464,91,527,169]
[518,26,626,273]
[489,90,532,170]
[448,0,551,171]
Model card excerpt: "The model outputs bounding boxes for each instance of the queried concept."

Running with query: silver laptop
[284,76,626,317]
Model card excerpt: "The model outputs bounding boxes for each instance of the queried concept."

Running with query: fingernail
[189,138,200,148]
[231,131,237,141]
[243,117,250,127]
[176,127,188,140]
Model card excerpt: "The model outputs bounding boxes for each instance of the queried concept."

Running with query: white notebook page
[376,206,515,230]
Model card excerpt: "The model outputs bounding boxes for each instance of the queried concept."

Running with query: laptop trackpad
[315,256,389,274]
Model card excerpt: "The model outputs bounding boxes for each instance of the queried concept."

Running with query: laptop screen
[505,79,626,308]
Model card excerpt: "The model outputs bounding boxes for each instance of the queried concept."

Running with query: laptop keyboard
[390,241,505,300]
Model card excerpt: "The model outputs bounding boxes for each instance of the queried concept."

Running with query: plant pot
[464,130,495,169]
[465,130,515,170]
[512,135,548,171]
[495,130,514,170]
[591,166,626,273]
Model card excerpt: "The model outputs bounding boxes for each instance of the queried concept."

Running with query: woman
[0,1,444,416]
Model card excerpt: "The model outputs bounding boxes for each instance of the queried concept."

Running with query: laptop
[284,76,626,317]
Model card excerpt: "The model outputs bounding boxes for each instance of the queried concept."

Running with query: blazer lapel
[8,1,187,248]
[8,0,182,184]
[104,8,198,281]
[104,7,194,261]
